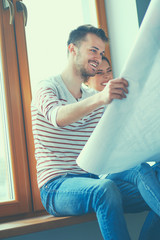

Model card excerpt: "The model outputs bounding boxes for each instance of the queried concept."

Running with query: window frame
[13,0,42,211]
[95,0,112,64]
[0,0,32,217]
[0,0,111,218]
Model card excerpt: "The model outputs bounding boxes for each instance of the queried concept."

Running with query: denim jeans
[40,163,160,240]
[40,173,130,240]
[107,163,160,216]
[107,162,160,239]
[138,163,160,240]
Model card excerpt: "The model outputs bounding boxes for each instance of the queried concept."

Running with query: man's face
[74,33,106,80]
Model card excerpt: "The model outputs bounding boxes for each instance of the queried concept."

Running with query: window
[0,68,14,202]
[0,0,110,218]
[23,0,98,93]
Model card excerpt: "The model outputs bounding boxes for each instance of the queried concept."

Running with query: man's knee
[94,179,122,206]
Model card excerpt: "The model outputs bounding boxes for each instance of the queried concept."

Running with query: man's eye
[91,49,96,53]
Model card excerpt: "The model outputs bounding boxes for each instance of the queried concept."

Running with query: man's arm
[56,78,128,127]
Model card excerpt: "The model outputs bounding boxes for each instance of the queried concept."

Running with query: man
[31,25,160,239]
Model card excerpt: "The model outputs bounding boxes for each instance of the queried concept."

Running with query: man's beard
[76,52,96,82]
[80,67,95,82]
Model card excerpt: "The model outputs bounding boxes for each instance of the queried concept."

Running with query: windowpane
[0,60,14,202]
[23,0,97,93]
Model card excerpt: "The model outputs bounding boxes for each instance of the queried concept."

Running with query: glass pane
[0,59,15,202]
[23,0,98,93]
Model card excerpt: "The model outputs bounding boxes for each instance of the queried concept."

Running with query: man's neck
[61,66,83,99]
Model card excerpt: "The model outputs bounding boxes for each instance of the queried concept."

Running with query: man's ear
[68,43,77,55]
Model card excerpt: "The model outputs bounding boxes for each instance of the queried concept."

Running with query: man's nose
[95,53,102,63]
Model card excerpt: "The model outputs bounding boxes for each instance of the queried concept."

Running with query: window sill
[0,213,96,239]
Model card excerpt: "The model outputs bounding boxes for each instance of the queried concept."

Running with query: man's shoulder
[31,75,63,103]
[33,75,63,94]
[38,75,61,88]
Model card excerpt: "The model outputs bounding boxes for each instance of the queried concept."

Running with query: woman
[85,56,113,91]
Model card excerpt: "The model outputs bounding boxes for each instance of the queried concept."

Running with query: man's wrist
[95,91,107,106]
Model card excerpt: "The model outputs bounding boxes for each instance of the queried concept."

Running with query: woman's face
[86,59,113,91]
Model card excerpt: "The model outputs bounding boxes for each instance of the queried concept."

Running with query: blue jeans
[139,163,160,240]
[139,211,160,240]
[40,163,160,240]
[107,162,160,239]
[40,173,130,240]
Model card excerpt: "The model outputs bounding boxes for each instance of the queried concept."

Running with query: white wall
[105,0,139,77]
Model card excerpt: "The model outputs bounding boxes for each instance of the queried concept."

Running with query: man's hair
[67,24,108,47]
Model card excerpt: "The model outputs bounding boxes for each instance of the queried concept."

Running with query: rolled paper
[77,0,160,175]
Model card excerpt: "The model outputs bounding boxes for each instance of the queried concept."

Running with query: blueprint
[77,0,160,175]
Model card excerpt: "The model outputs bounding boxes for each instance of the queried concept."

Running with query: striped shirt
[31,75,105,188]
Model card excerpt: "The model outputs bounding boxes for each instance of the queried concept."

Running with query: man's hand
[99,78,128,104]
[56,78,128,127]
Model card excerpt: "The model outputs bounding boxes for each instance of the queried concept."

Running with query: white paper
[77,0,160,175]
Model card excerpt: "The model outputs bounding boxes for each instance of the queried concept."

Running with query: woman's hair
[102,56,110,66]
